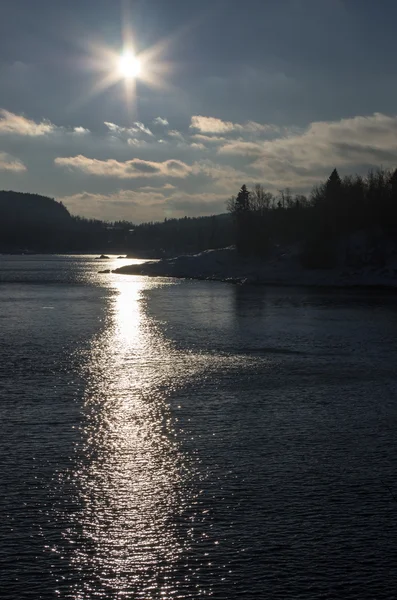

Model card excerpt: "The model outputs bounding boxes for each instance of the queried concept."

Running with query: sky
[1,0,397,222]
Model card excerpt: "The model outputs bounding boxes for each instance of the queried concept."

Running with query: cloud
[73,126,90,135]
[8,106,397,222]
[60,189,166,222]
[191,134,227,145]
[190,115,279,136]
[0,109,90,138]
[190,116,237,134]
[247,112,397,189]
[134,122,153,136]
[104,121,153,137]
[53,154,247,188]
[218,141,265,156]
[127,138,148,147]
[0,109,55,136]
[54,155,193,179]
[139,183,177,191]
[0,151,26,172]
[190,160,249,187]
[104,121,124,135]
[167,130,185,141]
[153,117,169,127]
[60,189,228,222]
[165,191,228,216]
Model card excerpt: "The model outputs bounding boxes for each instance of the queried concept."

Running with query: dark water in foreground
[1,255,397,599]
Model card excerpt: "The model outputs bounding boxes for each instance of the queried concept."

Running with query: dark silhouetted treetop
[227,166,397,267]
[235,185,250,213]
[328,168,342,186]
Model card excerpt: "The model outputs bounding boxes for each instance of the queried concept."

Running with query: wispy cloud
[0,109,90,137]
[247,112,397,188]
[165,191,229,216]
[104,121,153,137]
[134,122,154,136]
[0,109,55,136]
[153,117,169,127]
[190,115,279,136]
[218,141,265,156]
[104,122,125,135]
[54,155,193,179]
[191,134,227,145]
[60,189,165,221]
[167,130,185,141]
[4,106,397,221]
[140,183,177,191]
[60,189,228,222]
[0,151,26,171]
[127,138,148,147]
[54,154,247,187]
[190,160,249,188]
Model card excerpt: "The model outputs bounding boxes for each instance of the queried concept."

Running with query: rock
[99,269,111,273]
[96,254,110,259]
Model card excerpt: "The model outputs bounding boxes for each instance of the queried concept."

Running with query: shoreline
[112,247,397,290]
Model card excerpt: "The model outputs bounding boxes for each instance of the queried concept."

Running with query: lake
[1,255,397,599]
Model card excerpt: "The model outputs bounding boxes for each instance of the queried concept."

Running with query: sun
[73,30,174,116]
[118,51,142,79]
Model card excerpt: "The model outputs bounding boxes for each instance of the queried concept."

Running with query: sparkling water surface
[1,254,397,599]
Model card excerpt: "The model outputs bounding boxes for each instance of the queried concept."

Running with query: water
[1,255,397,599]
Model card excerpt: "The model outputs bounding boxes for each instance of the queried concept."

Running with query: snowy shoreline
[112,246,397,289]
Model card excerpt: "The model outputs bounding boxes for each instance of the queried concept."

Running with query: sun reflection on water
[63,278,196,598]
[112,278,145,351]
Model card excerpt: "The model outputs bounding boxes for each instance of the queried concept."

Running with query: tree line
[3,167,397,263]
[228,168,397,267]
[0,191,233,254]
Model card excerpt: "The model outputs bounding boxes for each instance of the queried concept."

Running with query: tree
[235,185,250,213]
[251,184,272,214]
[228,185,252,254]
[387,168,397,235]
[327,168,342,188]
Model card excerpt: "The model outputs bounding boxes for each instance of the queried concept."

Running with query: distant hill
[0,190,233,254]
[0,191,73,252]
[126,213,233,256]
[0,191,71,226]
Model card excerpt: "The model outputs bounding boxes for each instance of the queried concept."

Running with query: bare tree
[251,184,272,215]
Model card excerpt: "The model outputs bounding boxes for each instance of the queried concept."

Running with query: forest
[0,190,232,255]
[1,167,397,266]
[228,168,397,268]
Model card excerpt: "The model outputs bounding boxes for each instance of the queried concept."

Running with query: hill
[0,191,73,252]
[0,190,233,254]
[0,190,71,223]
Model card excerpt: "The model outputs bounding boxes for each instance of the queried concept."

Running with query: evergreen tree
[228,185,252,254]
[235,185,250,213]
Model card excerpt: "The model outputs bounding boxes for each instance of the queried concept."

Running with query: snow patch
[113,245,397,288]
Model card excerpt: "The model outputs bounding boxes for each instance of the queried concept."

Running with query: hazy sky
[1,0,397,222]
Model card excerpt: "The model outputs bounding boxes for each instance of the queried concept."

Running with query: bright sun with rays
[118,51,142,79]
[77,19,174,117]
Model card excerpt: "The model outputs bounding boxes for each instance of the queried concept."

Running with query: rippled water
[1,255,397,599]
